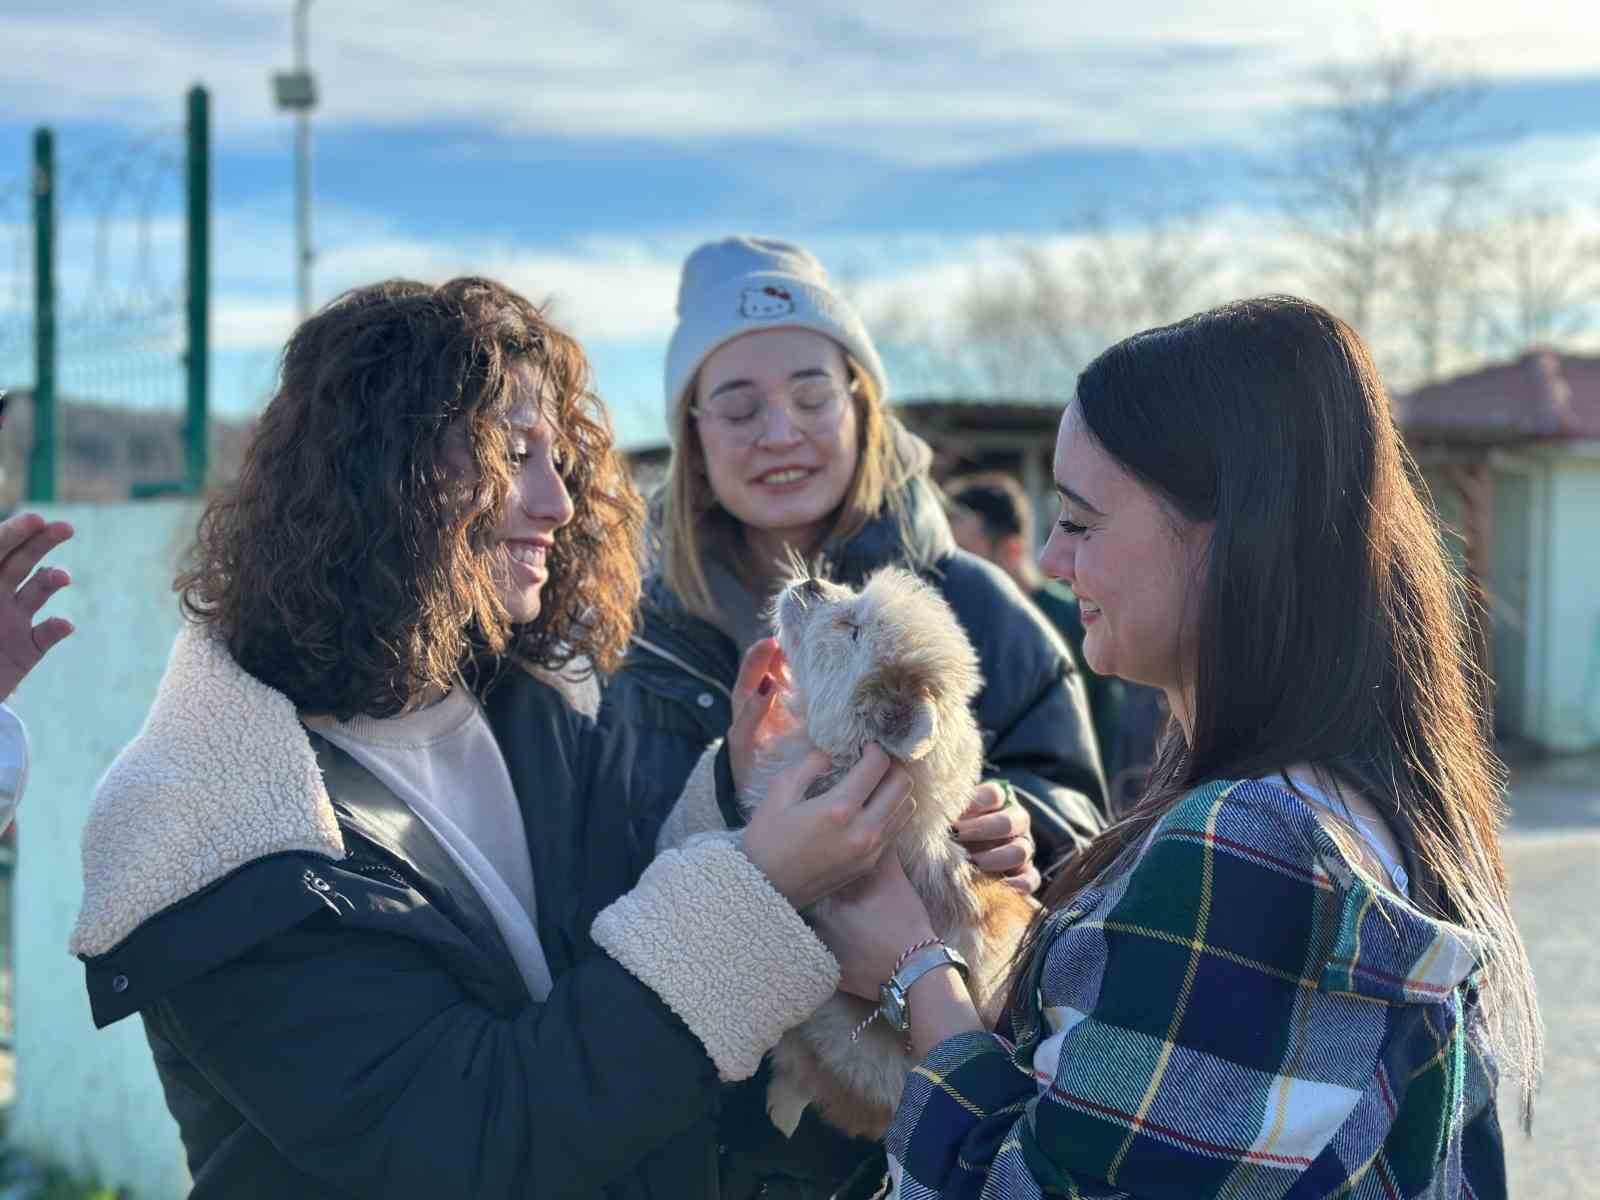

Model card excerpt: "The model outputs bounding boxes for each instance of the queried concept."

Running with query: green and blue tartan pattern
[885,779,1506,1199]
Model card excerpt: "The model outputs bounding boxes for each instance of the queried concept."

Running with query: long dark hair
[178,277,644,719]
[1017,296,1539,1121]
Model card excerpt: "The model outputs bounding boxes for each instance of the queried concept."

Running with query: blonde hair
[657,354,906,623]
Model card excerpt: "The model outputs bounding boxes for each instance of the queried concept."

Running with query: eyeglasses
[689,376,855,445]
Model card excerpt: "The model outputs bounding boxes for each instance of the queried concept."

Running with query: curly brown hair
[178,276,644,719]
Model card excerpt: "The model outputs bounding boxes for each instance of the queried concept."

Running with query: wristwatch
[878,944,970,1035]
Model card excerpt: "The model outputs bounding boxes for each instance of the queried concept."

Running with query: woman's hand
[954,782,1040,895]
[809,851,938,1001]
[726,637,798,794]
[0,513,74,703]
[741,742,913,912]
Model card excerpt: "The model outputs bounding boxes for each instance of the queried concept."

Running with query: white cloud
[6,1,1600,165]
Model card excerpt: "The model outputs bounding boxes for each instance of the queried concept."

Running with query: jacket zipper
[347,859,412,890]
[629,635,733,700]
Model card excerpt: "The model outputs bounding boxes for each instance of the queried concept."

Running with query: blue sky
[3,1,1599,447]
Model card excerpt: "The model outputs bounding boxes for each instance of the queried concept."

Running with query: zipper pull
[303,869,353,914]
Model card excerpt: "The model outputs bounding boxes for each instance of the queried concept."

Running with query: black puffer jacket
[599,433,1108,1200]
[73,630,838,1200]
[605,437,1107,866]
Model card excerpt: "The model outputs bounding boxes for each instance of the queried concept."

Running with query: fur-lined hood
[72,627,348,959]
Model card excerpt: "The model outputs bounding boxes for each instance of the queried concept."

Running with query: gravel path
[1501,753,1600,1199]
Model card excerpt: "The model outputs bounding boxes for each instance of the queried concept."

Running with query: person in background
[0,510,75,832]
[602,235,1106,1199]
[811,296,1536,1199]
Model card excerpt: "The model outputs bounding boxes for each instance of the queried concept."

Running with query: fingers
[828,743,892,808]
[32,616,73,657]
[954,803,1028,845]
[733,637,783,700]
[770,746,834,805]
[958,781,1007,820]
[729,672,779,746]
[968,838,1033,875]
[0,513,45,565]
[1003,865,1043,895]
[0,517,72,591]
[16,565,69,619]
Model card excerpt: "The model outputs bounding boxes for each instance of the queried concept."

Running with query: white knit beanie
[664,236,889,426]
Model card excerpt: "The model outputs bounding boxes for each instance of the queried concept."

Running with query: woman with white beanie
[601,236,1107,1199]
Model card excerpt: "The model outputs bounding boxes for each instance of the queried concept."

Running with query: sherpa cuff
[592,836,839,1081]
[655,741,729,854]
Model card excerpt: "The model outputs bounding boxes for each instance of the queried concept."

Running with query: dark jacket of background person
[599,462,1108,1200]
[1028,578,1124,770]
[607,462,1107,866]
[73,637,829,1200]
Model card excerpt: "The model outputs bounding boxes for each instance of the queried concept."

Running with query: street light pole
[273,0,316,321]
[293,0,312,320]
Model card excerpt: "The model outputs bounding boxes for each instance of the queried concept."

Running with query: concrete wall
[8,501,197,1198]
[1530,451,1600,752]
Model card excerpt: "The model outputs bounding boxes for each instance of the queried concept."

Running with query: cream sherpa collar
[71,627,347,959]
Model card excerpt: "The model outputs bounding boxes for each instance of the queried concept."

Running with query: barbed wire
[0,121,188,411]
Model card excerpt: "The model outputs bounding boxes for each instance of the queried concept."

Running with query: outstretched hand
[0,513,74,704]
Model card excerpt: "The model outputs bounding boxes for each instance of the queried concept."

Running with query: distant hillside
[0,388,254,506]
[0,389,666,508]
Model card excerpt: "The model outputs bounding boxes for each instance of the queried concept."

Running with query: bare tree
[1067,210,1223,338]
[1478,201,1600,355]
[863,211,1225,399]
[1275,47,1488,339]
[1393,169,1493,381]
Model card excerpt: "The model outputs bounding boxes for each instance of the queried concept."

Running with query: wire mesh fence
[0,101,205,504]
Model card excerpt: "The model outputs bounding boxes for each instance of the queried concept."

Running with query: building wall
[1532,453,1600,751]
[9,501,194,1197]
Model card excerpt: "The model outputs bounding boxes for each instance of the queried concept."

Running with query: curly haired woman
[72,277,917,1199]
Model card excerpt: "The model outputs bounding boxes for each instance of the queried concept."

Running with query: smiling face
[1038,402,1210,706]
[694,328,860,557]
[462,365,576,624]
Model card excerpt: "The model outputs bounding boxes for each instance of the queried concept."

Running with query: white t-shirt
[303,690,553,1000]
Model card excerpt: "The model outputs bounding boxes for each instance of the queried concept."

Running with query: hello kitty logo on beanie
[664,235,890,424]
[740,285,795,319]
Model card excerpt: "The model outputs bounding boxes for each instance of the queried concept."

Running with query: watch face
[879,982,908,1032]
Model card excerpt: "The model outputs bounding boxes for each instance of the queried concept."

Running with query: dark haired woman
[809,297,1539,1198]
[71,277,918,1199]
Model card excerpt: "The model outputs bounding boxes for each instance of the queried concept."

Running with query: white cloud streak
[5,1,1600,164]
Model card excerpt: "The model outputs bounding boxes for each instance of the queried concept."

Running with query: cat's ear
[855,668,938,761]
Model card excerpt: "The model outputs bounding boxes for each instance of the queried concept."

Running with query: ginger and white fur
[747,564,1037,1140]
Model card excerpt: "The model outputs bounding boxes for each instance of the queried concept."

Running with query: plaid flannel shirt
[886,779,1506,1199]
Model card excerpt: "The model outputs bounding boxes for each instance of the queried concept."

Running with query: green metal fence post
[28,128,54,503]
[184,85,210,493]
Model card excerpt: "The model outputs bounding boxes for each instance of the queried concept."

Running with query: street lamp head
[272,70,318,111]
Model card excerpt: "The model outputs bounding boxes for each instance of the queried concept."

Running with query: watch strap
[894,944,969,993]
